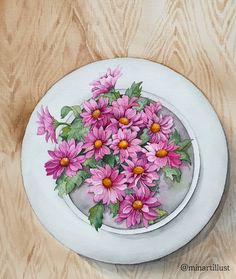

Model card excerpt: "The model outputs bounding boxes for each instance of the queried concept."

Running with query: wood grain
[0,0,235,278]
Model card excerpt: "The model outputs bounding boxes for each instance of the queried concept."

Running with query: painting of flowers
[37,66,193,231]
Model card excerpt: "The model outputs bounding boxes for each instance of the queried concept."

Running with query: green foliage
[125,82,143,98]
[102,154,119,168]
[88,203,105,231]
[163,166,182,183]
[61,105,82,118]
[55,170,89,197]
[83,157,97,168]
[169,130,192,164]
[134,97,150,112]
[108,202,120,217]
[140,128,150,145]
[149,208,168,224]
[60,118,89,141]
[101,90,120,104]
[125,188,135,195]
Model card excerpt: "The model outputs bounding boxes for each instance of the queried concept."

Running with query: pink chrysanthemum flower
[109,129,142,163]
[45,139,85,179]
[116,188,161,228]
[80,97,112,127]
[122,155,159,190]
[86,165,126,205]
[83,126,112,160]
[144,141,182,170]
[112,95,139,110]
[37,106,57,143]
[146,114,173,143]
[90,66,122,98]
[108,107,143,132]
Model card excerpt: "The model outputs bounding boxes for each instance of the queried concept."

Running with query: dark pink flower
[83,126,112,160]
[112,95,139,110]
[146,114,173,143]
[108,107,143,132]
[80,97,112,127]
[144,141,182,170]
[86,165,126,205]
[116,188,161,228]
[37,106,57,143]
[122,155,159,190]
[109,129,142,163]
[45,139,85,179]
[90,66,122,98]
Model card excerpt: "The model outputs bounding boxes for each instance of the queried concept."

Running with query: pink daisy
[83,126,112,160]
[144,141,182,171]
[122,155,159,190]
[37,106,57,143]
[86,165,126,205]
[109,129,142,163]
[112,95,139,110]
[80,97,112,127]
[116,188,161,228]
[108,107,143,132]
[146,114,173,143]
[90,66,122,98]
[45,139,86,179]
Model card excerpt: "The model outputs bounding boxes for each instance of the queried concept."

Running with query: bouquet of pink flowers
[37,66,192,230]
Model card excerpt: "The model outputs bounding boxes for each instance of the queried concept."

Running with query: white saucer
[21,58,228,264]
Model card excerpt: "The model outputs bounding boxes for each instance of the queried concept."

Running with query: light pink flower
[86,165,126,205]
[83,126,112,160]
[144,141,182,170]
[112,95,139,110]
[80,97,112,127]
[109,129,142,163]
[45,139,85,179]
[146,114,173,143]
[108,107,143,132]
[116,188,161,228]
[37,106,57,143]
[122,155,159,190]
[90,66,122,98]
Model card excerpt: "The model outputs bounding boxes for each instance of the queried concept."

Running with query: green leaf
[156,208,168,219]
[61,118,89,141]
[55,170,89,197]
[149,208,168,224]
[163,166,181,183]
[140,128,150,145]
[61,105,82,118]
[60,125,72,140]
[177,139,192,151]
[125,82,143,98]
[108,201,120,217]
[177,150,191,164]
[102,154,116,168]
[134,97,150,112]
[100,90,120,104]
[88,203,104,231]
[83,157,97,168]
[169,129,181,144]
[125,188,135,195]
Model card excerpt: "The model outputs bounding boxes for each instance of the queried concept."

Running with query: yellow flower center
[92,109,101,119]
[118,140,129,149]
[119,117,129,125]
[132,166,144,175]
[94,139,103,149]
[132,200,143,210]
[150,123,161,133]
[156,149,168,158]
[102,177,112,188]
[60,157,70,167]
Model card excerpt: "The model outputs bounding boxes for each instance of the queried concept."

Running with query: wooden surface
[0,0,235,278]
